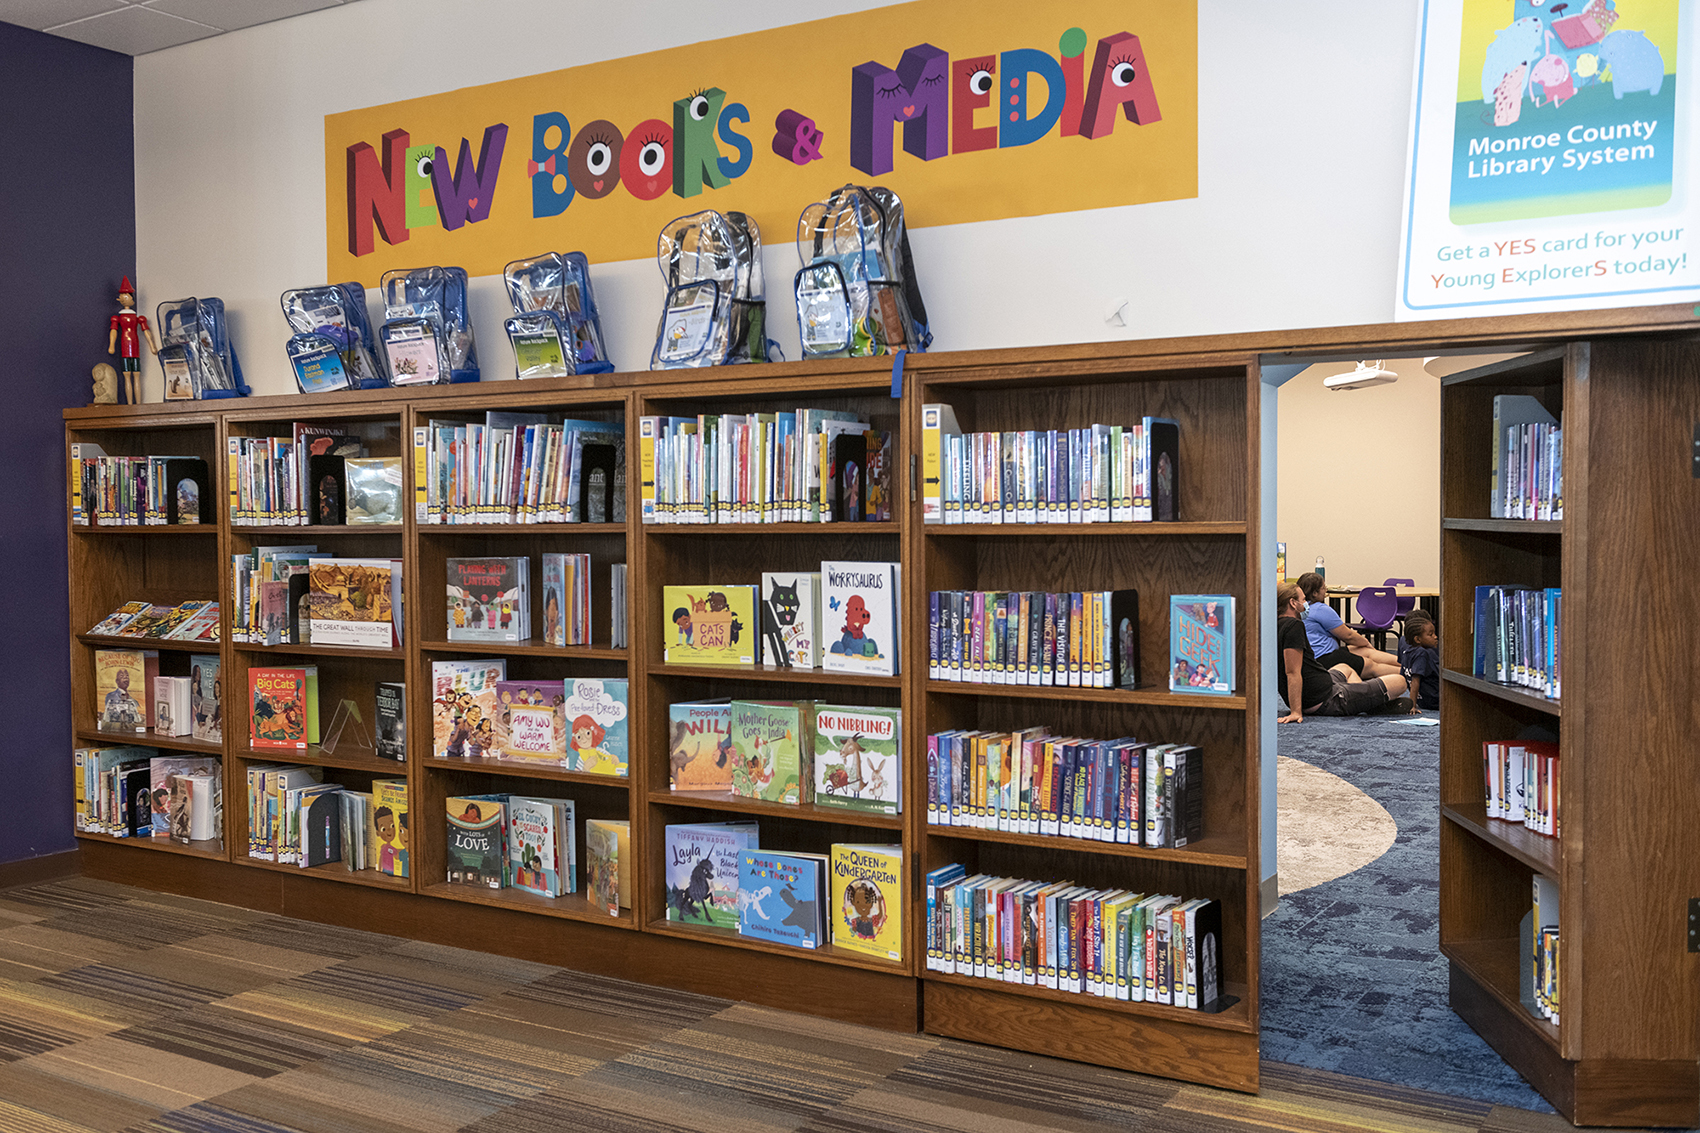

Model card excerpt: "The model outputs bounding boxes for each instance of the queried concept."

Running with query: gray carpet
[1261,711,1556,1112]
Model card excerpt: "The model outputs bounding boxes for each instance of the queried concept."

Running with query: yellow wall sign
[325,0,1197,285]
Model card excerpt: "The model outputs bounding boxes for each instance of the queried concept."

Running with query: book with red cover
[249,667,309,748]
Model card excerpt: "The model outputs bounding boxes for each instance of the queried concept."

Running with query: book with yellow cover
[830,843,902,961]
[662,585,758,666]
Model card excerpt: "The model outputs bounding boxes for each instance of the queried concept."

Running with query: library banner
[1397,0,1698,319]
[325,0,1197,286]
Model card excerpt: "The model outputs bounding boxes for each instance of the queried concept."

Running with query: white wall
[132,0,1424,398]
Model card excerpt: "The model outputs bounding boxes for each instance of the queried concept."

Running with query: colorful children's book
[664,821,759,927]
[820,561,900,676]
[375,681,405,761]
[738,849,828,949]
[662,584,758,666]
[830,843,903,961]
[96,648,157,732]
[585,818,630,915]
[373,777,409,877]
[190,654,222,744]
[89,600,152,637]
[760,572,821,669]
[812,704,901,815]
[446,557,528,642]
[729,700,812,804]
[495,678,566,764]
[151,755,218,841]
[446,794,508,888]
[1169,595,1235,695]
[563,678,628,776]
[508,796,575,897]
[667,699,734,790]
[431,658,507,759]
[249,667,309,748]
[308,558,400,648]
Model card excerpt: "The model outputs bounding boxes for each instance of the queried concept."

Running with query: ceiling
[0,0,361,55]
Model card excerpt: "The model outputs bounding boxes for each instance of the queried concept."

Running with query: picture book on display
[308,558,401,648]
[667,699,734,790]
[153,676,192,738]
[374,778,409,877]
[446,557,529,642]
[95,648,157,732]
[495,678,566,763]
[664,821,759,928]
[249,667,318,748]
[831,844,902,961]
[541,552,592,646]
[509,796,575,897]
[821,561,900,676]
[1169,595,1234,695]
[585,818,630,915]
[812,704,901,815]
[446,794,508,888]
[760,572,821,668]
[190,655,221,744]
[151,756,219,841]
[431,658,507,759]
[730,700,811,804]
[375,681,405,761]
[663,585,758,666]
[563,678,628,776]
[738,849,827,949]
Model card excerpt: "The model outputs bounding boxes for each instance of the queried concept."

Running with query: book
[373,777,409,877]
[738,849,828,949]
[446,794,508,888]
[663,584,758,665]
[446,556,528,642]
[508,796,575,897]
[663,821,759,927]
[821,561,900,676]
[89,600,152,637]
[830,844,903,961]
[431,658,507,759]
[495,678,566,763]
[153,675,192,738]
[151,755,217,841]
[541,552,592,646]
[1492,395,1558,518]
[585,818,630,915]
[760,572,821,669]
[563,678,628,776]
[921,403,962,523]
[375,681,405,761]
[1169,595,1234,695]
[667,699,734,790]
[730,700,812,804]
[95,648,157,732]
[249,667,310,748]
[812,704,901,815]
[308,558,401,648]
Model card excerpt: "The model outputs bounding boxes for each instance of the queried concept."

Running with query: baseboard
[1260,873,1280,918]
[0,849,81,889]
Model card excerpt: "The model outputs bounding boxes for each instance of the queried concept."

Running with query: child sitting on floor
[1401,612,1440,711]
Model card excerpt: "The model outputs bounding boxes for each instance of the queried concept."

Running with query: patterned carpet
[0,873,1620,1133]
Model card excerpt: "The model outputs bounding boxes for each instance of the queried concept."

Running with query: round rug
[1276,755,1398,896]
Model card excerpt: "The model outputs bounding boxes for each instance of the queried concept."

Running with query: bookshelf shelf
[646,662,902,688]
[233,745,404,775]
[426,755,630,787]
[1440,668,1560,718]
[420,639,628,661]
[419,523,626,536]
[234,642,403,661]
[1442,518,1563,536]
[643,521,901,536]
[921,969,1254,1033]
[74,727,223,756]
[78,633,220,653]
[1440,804,1560,879]
[924,680,1246,711]
[75,831,224,860]
[237,855,415,890]
[923,824,1248,870]
[423,881,638,927]
[642,917,908,975]
[1441,937,1559,1051]
[230,524,402,535]
[649,789,904,830]
[924,521,1245,537]
[72,524,218,535]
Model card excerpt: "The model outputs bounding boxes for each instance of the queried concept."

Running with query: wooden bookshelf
[1438,341,1700,1127]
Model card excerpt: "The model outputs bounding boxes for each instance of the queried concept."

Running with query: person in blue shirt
[1400,611,1441,710]
[1297,572,1403,680]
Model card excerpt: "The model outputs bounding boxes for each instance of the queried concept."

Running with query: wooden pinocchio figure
[107,275,159,404]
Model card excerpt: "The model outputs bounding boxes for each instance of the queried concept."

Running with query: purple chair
[1349,586,1399,651]
[1384,577,1416,639]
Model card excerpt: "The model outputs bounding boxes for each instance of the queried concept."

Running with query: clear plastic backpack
[502,252,614,378]
[379,265,479,384]
[794,184,931,359]
[279,283,383,394]
[650,210,774,369]
[156,297,247,399]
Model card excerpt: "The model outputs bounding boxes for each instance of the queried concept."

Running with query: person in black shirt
[1276,582,1411,721]
[1400,611,1441,711]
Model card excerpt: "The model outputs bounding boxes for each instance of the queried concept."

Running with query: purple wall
[0,22,135,864]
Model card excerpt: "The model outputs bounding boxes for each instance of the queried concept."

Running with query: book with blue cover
[737,848,827,949]
[1168,595,1234,695]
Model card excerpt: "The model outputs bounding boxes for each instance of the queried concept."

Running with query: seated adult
[1295,572,1402,680]
[1276,581,1411,721]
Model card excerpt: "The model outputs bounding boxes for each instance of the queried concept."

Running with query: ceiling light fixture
[1322,360,1397,391]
